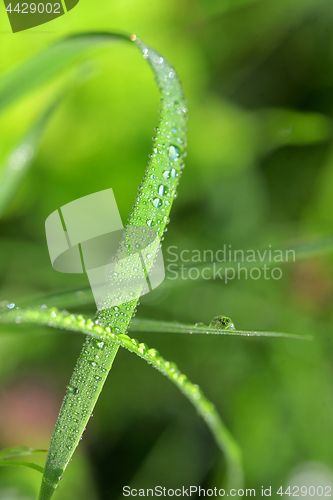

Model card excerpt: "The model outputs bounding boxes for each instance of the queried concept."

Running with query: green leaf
[0,308,311,341]
[129,318,313,340]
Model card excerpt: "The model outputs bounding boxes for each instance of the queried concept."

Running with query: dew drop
[147,219,153,227]
[168,145,179,161]
[158,184,167,196]
[153,198,162,208]
[162,170,170,180]
[138,343,148,355]
[7,303,15,309]
[153,55,164,64]
[170,168,177,179]
[142,48,149,59]
[68,386,79,395]
[148,348,159,357]
[209,315,235,330]
[178,374,187,386]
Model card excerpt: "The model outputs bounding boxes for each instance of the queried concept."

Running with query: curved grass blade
[0,446,47,460]
[0,307,243,489]
[31,33,190,500]
[0,461,44,473]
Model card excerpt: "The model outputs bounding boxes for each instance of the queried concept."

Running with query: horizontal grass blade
[0,308,311,340]
[129,318,313,340]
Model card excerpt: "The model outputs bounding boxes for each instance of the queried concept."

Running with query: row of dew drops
[129,35,187,239]
[97,38,188,320]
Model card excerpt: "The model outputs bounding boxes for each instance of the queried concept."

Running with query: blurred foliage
[0,0,333,498]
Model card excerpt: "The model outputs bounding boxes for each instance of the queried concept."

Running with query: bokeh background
[1,0,333,498]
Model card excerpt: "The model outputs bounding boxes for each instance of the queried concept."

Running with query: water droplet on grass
[209,315,235,330]
[68,386,79,395]
[158,184,167,196]
[168,145,179,161]
[153,198,162,208]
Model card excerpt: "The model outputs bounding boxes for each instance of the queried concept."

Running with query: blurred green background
[1,0,333,498]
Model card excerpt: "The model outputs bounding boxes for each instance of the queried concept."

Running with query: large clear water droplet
[168,145,179,161]
[209,316,235,330]
[153,198,162,208]
[158,184,167,196]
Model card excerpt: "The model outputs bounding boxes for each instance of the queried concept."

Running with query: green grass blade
[0,446,47,460]
[35,32,189,500]
[0,461,44,473]
[129,318,313,340]
[0,307,243,489]
[0,307,312,341]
